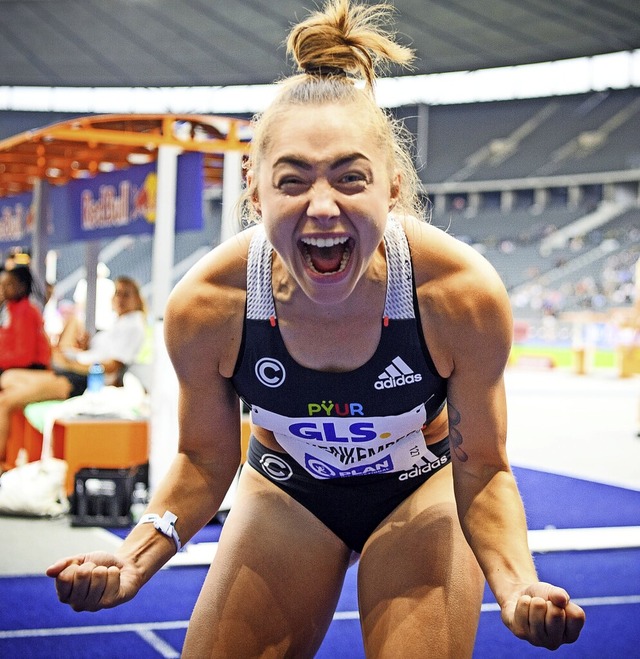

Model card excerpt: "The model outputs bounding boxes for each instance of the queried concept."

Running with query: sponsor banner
[0,186,74,250]
[66,151,203,241]
[0,192,33,250]
[0,152,204,250]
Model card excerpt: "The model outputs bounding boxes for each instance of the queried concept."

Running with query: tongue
[308,244,345,274]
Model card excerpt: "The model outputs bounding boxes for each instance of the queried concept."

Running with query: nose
[306,182,340,221]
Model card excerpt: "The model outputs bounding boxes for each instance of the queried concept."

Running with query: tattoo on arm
[448,402,468,462]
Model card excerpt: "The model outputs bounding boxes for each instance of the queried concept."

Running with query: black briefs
[247,435,451,553]
[53,367,87,398]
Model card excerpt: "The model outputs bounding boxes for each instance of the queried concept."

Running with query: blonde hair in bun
[288,0,414,89]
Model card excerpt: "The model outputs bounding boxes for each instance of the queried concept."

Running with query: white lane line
[0,620,189,639]
[136,629,180,658]
[528,526,640,553]
[0,595,638,640]
[163,525,640,569]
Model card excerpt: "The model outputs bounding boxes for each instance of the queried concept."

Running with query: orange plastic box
[5,410,44,469]
[50,418,149,495]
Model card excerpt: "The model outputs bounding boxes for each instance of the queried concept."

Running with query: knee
[0,369,21,390]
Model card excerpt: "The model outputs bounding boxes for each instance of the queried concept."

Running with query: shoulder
[14,297,43,320]
[398,215,512,377]
[165,226,256,379]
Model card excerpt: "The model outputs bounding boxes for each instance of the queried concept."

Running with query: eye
[336,171,368,192]
[276,176,309,195]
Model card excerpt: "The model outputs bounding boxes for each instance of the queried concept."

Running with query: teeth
[300,235,349,248]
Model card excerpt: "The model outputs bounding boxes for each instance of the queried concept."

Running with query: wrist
[137,511,182,552]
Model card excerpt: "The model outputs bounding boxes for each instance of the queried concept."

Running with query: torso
[232,218,450,479]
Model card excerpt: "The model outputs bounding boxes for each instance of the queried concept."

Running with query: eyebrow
[273,152,369,170]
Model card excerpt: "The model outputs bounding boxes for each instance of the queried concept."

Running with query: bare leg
[358,465,485,658]
[183,464,352,658]
[0,369,72,460]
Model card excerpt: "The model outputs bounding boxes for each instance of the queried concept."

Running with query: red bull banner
[66,151,203,241]
[0,192,33,249]
[0,151,203,251]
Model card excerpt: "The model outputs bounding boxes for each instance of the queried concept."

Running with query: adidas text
[374,373,422,390]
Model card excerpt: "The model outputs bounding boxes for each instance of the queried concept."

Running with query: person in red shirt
[0,264,51,466]
[0,265,51,372]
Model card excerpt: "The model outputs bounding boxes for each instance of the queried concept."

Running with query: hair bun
[287,0,414,89]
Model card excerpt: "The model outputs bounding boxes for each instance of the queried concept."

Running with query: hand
[501,582,585,650]
[45,551,142,612]
[76,330,90,351]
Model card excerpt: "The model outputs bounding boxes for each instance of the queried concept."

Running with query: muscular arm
[410,219,585,648]
[115,286,243,583]
[46,235,251,609]
[445,291,536,604]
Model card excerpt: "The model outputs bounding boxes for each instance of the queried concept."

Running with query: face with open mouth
[251,102,400,305]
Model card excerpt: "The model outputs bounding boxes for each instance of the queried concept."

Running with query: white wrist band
[137,511,182,552]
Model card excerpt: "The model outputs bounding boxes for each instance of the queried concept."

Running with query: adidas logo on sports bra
[374,356,423,390]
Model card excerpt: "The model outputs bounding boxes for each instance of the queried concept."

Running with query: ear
[246,170,261,215]
[388,172,401,211]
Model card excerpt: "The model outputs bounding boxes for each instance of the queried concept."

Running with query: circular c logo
[255,357,286,388]
[306,457,339,479]
[260,453,293,481]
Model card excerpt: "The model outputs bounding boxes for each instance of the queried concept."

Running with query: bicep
[444,282,513,471]
[164,289,242,468]
[176,370,242,468]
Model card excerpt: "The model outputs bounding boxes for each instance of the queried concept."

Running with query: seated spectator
[0,264,51,373]
[0,276,146,470]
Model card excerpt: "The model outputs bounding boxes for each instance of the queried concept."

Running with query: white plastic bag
[0,458,69,517]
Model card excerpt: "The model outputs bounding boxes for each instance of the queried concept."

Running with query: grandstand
[1,87,638,322]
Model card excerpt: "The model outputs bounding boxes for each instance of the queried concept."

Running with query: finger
[82,566,109,612]
[563,602,587,644]
[45,556,84,578]
[543,601,567,650]
[66,561,97,611]
[512,595,532,639]
[54,563,85,602]
[527,596,550,646]
[545,585,570,608]
[100,566,123,609]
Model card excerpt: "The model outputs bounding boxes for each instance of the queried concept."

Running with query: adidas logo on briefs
[374,356,422,390]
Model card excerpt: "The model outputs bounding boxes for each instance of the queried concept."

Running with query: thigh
[0,369,71,403]
[183,463,353,659]
[358,465,484,659]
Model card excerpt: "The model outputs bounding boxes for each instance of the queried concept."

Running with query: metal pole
[220,150,243,243]
[149,144,181,492]
[30,179,49,297]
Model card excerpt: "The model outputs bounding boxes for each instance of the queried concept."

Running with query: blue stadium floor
[1,368,639,657]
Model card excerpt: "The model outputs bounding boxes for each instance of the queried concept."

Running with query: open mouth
[299,235,353,275]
